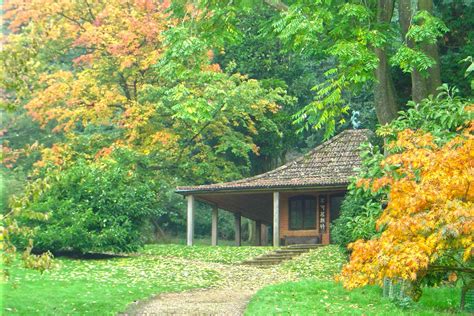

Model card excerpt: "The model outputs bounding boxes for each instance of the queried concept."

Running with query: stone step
[240,244,325,267]
[251,257,288,262]
[242,259,281,263]
[274,249,308,254]
[242,260,285,265]
[267,251,297,255]
[283,247,318,251]
[257,255,296,259]
[241,263,274,268]
[250,260,287,264]
[279,247,309,251]
[243,256,290,261]
[287,244,323,249]
[241,256,302,266]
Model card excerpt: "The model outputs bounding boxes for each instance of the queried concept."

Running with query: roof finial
[351,111,360,129]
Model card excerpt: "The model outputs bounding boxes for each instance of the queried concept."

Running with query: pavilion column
[234,213,241,246]
[186,195,195,246]
[255,220,262,246]
[211,205,218,246]
[273,192,280,247]
[261,224,268,246]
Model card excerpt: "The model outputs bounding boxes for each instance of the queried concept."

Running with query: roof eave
[175,182,349,195]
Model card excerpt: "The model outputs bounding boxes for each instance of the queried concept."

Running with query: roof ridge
[215,129,357,184]
[176,129,371,191]
[251,129,370,177]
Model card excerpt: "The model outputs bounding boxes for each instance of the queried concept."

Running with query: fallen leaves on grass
[279,245,347,280]
[11,255,220,291]
[140,244,273,264]
[4,245,296,315]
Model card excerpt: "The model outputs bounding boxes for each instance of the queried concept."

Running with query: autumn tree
[331,83,472,244]
[3,0,292,174]
[337,98,473,300]
[1,0,291,255]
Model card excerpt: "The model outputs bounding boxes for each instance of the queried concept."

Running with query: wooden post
[255,220,262,246]
[234,213,241,246]
[211,205,218,246]
[261,224,268,246]
[273,192,280,247]
[186,195,195,246]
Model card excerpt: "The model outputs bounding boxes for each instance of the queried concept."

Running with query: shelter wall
[279,190,345,245]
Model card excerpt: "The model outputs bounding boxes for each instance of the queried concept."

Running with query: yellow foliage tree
[338,124,474,292]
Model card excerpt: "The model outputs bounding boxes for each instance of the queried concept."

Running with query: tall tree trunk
[399,0,428,103]
[374,0,399,125]
[151,218,167,242]
[418,0,442,94]
[399,0,442,103]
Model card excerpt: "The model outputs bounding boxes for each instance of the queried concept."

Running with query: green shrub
[331,142,386,248]
[16,159,157,254]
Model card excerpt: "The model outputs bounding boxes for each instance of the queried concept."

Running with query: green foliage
[14,158,158,254]
[378,85,473,142]
[2,1,294,260]
[406,11,449,45]
[272,0,387,136]
[1,110,63,212]
[1,169,22,213]
[280,245,347,280]
[391,46,437,74]
[437,1,474,96]
[463,56,474,91]
[392,11,449,74]
[268,0,472,136]
[293,68,350,139]
[150,68,292,182]
[192,207,236,240]
[331,190,384,247]
[331,142,386,248]
[245,280,466,315]
[215,5,326,171]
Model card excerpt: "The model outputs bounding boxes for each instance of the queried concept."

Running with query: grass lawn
[245,280,465,316]
[3,244,466,315]
[247,245,465,315]
[2,244,268,315]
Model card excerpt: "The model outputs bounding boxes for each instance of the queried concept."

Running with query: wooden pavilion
[176,129,371,247]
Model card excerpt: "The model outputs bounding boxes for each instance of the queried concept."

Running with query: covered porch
[176,129,370,247]
[182,188,346,247]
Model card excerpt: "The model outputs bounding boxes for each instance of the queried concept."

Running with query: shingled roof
[176,129,371,194]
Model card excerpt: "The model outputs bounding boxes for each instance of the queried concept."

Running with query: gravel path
[124,262,297,315]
